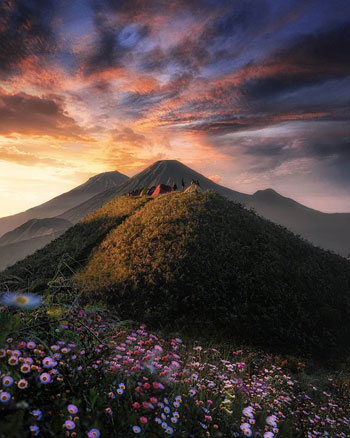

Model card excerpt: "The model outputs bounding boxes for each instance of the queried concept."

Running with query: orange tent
[152,184,173,196]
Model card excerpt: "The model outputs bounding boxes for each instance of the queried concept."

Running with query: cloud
[0,0,56,77]
[0,145,66,167]
[0,91,89,140]
[111,127,147,147]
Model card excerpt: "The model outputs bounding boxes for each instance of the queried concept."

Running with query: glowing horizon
[1,0,349,216]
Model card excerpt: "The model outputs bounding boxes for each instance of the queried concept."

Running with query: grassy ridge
[76,192,350,358]
[0,196,151,291]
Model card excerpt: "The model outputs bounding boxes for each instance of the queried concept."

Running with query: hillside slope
[0,196,150,289]
[0,217,72,246]
[0,234,65,272]
[0,218,73,271]
[0,170,129,237]
[74,192,350,357]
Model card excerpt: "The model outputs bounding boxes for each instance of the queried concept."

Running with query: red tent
[152,184,173,196]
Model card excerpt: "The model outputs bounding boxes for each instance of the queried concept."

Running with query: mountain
[0,171,129,238]
[2,192,349,357]
[248,188,350,256]
[58,160,250,224]
[58,160,350,256]
[0,218,72,271]
[0,217,72,246]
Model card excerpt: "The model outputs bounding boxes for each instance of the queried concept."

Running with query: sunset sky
[1,0,349,216]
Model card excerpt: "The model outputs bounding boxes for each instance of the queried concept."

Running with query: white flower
[0,292,42,309]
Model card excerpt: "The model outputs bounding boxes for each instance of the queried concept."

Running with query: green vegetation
[75,192,350,358]
[0,196,150,292]
[2,191,350,359]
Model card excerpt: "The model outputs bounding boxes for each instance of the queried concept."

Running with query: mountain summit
[59,160,249,224]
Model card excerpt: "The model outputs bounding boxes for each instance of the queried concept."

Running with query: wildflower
[173,412,180,419]
[2,376,14,387]
[87,428,100,437]
[164,406,170,414]
[68,404,78,414]
[0,392,11,403]
[39,373,51,384]
[266,415,278,428]
[133,402,141,409]
[18,378,28,389]
[27,342,36,349]
[166,426,174,434]
[64,420,75,430]
[105,407,113,415]
[243,406,254,418]
[50,345,60,352]
[31,410,42,420]
[20,363,31,374]
[119,383,126,390]
[132,426,141,434]
[0,349,6,358]
[0,292,42,309]
[117,388,124,395]
[240,423,252,433]
[264,433,274,438]
[8,356,18,366]
[171,417,178,423]
[173,401,180,408]
[29,425,40,436]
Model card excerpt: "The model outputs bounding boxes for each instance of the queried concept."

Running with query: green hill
[0,196,150,290]
[2,191,350,358]
[75,191,350,357]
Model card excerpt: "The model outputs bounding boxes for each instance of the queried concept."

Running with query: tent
[152,184,173,196]
[147,186,156,196]
[184,183,202,193]
[140,187,149,196]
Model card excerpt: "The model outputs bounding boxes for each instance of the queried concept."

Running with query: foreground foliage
[0,299,349,438]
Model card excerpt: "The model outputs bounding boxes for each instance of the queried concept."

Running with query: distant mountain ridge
[58,160,249,224]
[58,160,350,256]
[0,218,72,246]
[0,217,73,271]
[0,160,349,271]
[0,170,129,238]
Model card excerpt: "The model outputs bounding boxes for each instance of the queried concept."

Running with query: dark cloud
[241,22,350,104]
[82,2,150,75]
[0,0,56,77]
[0,91,88,139]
